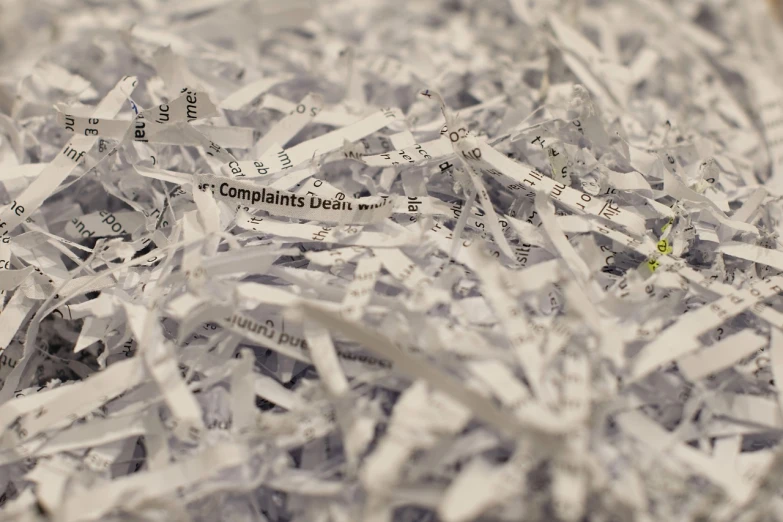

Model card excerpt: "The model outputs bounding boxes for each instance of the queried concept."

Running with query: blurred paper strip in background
[770,0,783,21]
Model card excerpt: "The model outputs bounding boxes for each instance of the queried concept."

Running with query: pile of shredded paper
[4,0,783,520]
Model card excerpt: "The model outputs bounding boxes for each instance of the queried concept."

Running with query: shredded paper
[3,0,783,520]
